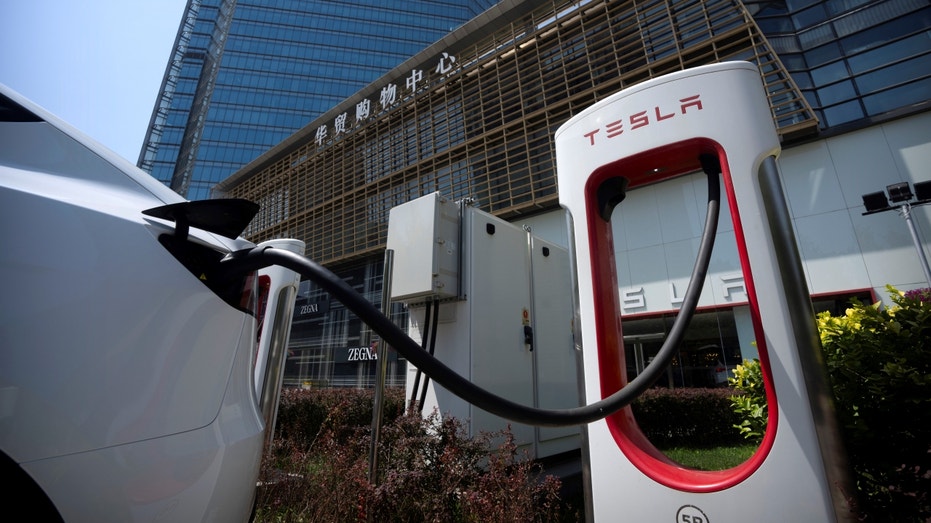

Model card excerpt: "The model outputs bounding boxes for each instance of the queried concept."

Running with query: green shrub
[369,412,565,522]
[817,285,931,522]
[257,389,570,522]
[631,387,745,447]
[273,387,406,448]
[727,359,767,442]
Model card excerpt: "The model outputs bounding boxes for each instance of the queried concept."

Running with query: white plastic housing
[555,62,851,521]
[391,199,581,460]
[386,192,460,302]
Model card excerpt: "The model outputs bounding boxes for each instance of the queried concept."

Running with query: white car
[0,84,300,522]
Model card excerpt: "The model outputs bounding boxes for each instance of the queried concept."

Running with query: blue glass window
[847,33,931,74]
[855,53,931,94]
[805,42,842,68]
[822,99,864,126]
[792,4,829,29]
[839,7,931,55]
[139,0,501,199]
[817,79,858,105]
[863,77,931,114]
[811,60,849,85]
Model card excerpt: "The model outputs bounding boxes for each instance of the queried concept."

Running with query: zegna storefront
[283,261,408,389]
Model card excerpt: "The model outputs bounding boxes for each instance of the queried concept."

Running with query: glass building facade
[745,0,931,129]
[138,0,500,200]
[217,0,930,389]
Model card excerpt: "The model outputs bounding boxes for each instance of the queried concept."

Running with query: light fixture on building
[861,180,931,286]
[915,180,931,202]
[886,181,913,203]
[861,191,890,214]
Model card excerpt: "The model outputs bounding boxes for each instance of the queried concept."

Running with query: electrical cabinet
[387,193,580,460]
[386,192,459,302]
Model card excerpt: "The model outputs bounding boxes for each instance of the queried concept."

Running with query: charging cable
[217,166,720,427]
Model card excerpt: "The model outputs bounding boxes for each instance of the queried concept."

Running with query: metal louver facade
[217,0,817,266]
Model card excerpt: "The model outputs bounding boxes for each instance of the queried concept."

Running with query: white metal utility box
[385,192,460,302]
[386,193,580,460]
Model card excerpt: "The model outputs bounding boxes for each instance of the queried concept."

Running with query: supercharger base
[555,62,854,522]
[386,194,582,462]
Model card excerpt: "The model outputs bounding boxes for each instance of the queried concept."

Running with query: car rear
[0,84,284,522]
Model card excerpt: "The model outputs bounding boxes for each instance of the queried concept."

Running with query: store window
[282,260,409,389]
[621,290,873,471]
[622,306,746,389]
[621,289,874,390]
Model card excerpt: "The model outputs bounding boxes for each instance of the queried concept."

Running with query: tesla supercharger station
[555,62,853,522]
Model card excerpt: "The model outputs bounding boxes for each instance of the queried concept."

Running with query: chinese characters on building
[314,52,459,147]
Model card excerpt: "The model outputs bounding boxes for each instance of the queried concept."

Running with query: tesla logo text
[621,274,746,312]
[348,346,378,361]
[582,95,702,146]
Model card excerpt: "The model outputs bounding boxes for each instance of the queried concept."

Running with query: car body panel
[0,83,277,522]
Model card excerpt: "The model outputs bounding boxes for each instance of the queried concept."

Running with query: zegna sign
[337,341,381,363]
[620,273,747,313]
[312,52,460,147]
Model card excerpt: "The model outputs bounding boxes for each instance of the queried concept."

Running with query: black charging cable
[408,299,431,408]
[217,166,720,427]
[407,297,440,412]
[416,298,440,413]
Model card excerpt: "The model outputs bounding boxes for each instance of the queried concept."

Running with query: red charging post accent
[582,138,778,492]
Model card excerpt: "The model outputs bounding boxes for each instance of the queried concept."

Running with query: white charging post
[555,62,853,522]
[253,238,305,447]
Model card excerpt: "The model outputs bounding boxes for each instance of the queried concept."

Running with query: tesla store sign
[621,273,747,313]
[313,52,460,147]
